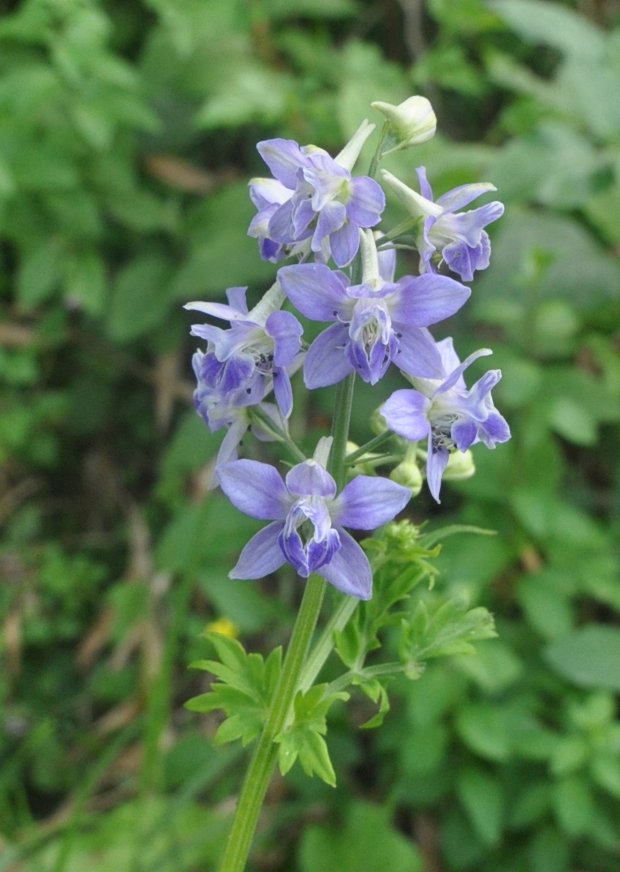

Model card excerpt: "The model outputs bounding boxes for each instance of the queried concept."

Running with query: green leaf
[457,766,504,846]
[299,801,422,872]
[107,254,173,343]
[17,239,63,308]
[456,703,512,762]
[489,0,605,61]
[186,635,282,747]
[264,0,357,18]
[63,249,107,316]
[275,685,348,785]
[195,64,292,128]
[552,776,596,836]
[544,625,620,691]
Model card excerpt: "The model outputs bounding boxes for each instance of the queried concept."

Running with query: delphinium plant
[184,95,510,872]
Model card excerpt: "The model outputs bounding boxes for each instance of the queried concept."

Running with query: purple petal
[329,220,361,267]
[218,460,289,520]
[278,263,349,321]
[285,460,337,498]
[257,139,307,189]
[290,196,316,239]
[348,176,385,226]
[426,442,450,503]
[304,324,355,389]
[312,201,347,250]
[265,310,303,366]
[479,413,511,446]
[249,177,291,210]
[230,522,287,579]
[435,349,493,395]
[442,240,483,282]
[452,419,477,451]
[435,337,462,382]
[416,167,434,201]
[273,366,293,418]
[317,529,373,600]
[333,476,410,529]
[394,327,445,379]
[268,199,298,243]
[382,389,430,442]
[392,274,470,328]
[377,244,396,283]
[436,182,499,213]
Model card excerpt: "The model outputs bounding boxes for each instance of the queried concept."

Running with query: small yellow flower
[206,616,239,639]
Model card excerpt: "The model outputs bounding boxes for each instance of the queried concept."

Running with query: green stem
[345,431,393,465]
[217,375,356,872]
[298,594,359,694]
[368,122,388,180]
[217,574,325,872]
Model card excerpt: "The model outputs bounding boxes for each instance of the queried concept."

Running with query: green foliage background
[1,0,620,869]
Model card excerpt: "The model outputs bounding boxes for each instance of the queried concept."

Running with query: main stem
[217,374,356,872]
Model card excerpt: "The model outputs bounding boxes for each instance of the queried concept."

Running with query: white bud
[371,96,437,156]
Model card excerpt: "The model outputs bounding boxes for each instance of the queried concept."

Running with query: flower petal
[285,461,337,498]
[382,389,431,442]
[257,139,307,189]
[304,324,354,389]
[329,221,360,268]
[278,263,349,321]
[265,310,303,366]
[392,274,470,327]
[218,460,289,520]
[395,326,445,379]
[317,529,373,599]
[230,522,287,578]
[348,176,385,226]
[435,182,498,213]
[426,442,450,503]
[333,476,410,529]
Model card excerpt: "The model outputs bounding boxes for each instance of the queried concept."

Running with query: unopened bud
[390,461,423,497]
[371,96,437,157]
[370,406,389,436]
[442,449,476,482]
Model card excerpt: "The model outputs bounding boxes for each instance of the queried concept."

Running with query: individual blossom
[371,96,437,155]
[218,439,411,599]
[185,283,303,419]
[381,337,510,502]
[248,120,385,268]
[191,353,283,486]
[278,229,470,388]
[380,167,504,282]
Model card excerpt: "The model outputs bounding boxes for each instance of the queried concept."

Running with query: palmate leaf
[186,633,282,747]
[275,685,349,786]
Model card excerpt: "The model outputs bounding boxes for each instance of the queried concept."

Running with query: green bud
[390,460,423,496]
[442,449,476,482]
[369,406,389,436]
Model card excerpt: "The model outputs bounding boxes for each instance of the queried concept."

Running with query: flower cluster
[186,98,510,599]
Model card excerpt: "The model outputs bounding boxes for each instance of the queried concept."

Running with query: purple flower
[248,124,385,268]
[192,351,283,487]
[185,285,303,418]
[278,230,470,388]
[380,167,504,282]
[381,338,511,502]
[218,452,411,599]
